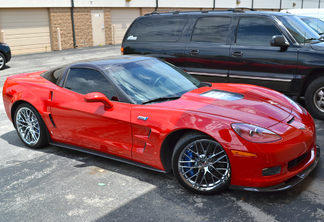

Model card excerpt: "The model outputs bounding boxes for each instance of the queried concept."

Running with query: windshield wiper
[305,37,321,43]
[142,96,181,105]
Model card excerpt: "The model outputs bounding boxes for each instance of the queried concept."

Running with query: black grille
[288,152,308,169]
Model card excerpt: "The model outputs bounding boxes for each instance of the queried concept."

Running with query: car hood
[155,83,293,128]
[310,41,324,50]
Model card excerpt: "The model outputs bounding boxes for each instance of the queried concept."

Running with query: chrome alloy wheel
[16,107,41,145]
[178,139,230,191]
[314,86,324,113]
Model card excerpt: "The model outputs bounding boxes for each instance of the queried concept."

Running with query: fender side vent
[49,114,56,128]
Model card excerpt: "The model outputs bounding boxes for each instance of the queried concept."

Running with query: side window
[192,17,231,43]
[126,15,188,42]
[64,68,117,100]
[236,17,282,46]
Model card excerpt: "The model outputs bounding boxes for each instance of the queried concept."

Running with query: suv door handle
[232,51,243,58]
[190,50,200,55]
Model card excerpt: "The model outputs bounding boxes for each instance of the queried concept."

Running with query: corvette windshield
[108,59,201,104]
[277,15,321,44]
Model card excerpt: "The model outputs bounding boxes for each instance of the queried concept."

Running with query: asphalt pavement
[0,45,323,222]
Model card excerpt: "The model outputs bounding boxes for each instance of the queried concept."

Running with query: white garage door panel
[9,36,51,46]
[5,27,51,35]
[2,21,50,29]
[0,8,51,55]
[111,9,140,44]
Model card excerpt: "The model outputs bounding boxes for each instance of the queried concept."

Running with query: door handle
[232,51,243,58]
[190,50,200,55]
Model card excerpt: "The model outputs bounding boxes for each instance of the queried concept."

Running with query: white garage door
[0,8,51,55]
[111,8,140,44]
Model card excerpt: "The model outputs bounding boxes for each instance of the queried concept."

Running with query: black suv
[0,42,11,70]
[122,8,324,120]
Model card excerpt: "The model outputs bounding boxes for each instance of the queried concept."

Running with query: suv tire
[305,76,324,119]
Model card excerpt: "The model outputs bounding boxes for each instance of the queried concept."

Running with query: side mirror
[271,35,290,47]
[84,92,113,109]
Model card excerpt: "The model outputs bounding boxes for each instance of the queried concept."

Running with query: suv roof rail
[145,10,180,16]
[144,10,232,16]
[228,7,257,12]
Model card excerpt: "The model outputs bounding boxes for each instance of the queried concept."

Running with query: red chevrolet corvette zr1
[2,56,320,194]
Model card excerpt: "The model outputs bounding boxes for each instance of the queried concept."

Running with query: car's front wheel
[0,53,6,70]
[172,132,231,194]
[14,103,48,148]
[305,77,324,120]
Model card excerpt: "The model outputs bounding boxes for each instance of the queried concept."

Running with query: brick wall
[49,7,113,51]
[104,8,113,45]
[49,8,74,50]
[73,7,93,48]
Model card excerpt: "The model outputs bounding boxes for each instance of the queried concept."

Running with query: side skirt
[49,141,168,173]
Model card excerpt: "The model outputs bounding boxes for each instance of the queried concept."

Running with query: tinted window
[236,17,282,46]
[192,17,231,43]
[125,15,188,42]
[65,68,117,100]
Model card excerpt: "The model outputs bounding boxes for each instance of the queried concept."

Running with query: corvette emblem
[138,116,148,121]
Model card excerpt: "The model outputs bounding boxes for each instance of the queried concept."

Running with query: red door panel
[50,88,132,158]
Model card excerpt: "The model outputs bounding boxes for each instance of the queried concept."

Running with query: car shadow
[0,129,321,216]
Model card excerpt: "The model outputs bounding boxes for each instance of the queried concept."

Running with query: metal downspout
[155,0,158,11]
[213,0,215,10]
[71,0,77,48]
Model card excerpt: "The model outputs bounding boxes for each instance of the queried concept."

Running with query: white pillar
[113,25,116,45]
[1,30,5,43]
[57,28,62,51]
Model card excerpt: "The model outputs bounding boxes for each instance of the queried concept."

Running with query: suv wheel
[305,77,324,119]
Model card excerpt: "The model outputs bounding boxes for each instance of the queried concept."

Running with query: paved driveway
[0,45,323,222]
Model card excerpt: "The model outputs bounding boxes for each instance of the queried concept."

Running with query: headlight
[231,123,281,143]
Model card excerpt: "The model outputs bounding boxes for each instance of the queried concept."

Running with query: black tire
[305,77,324,120]
[172,131,231,195]
[0,53,6,70]
[14,103,49,149]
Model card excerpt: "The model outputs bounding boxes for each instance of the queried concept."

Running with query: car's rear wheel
[172,132,231,194]
[305,77,324,120]
[14,103,48,148]
[0,53,6,70]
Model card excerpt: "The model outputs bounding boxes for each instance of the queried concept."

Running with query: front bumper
[229,145,320,192]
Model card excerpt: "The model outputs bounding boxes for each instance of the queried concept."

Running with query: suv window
[192,17,231,43]
[236,17,282,46]
[64,68,117,100]
[125,15,188,42]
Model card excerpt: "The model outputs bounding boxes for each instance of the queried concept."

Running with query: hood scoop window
[200,90,244,101]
